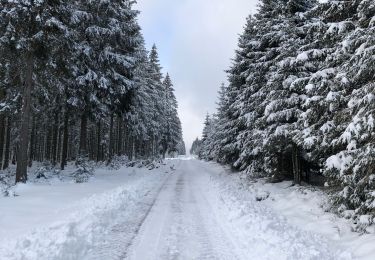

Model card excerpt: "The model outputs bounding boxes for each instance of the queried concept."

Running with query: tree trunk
[292,145,301,185]
[57,124,62,165]
[117,115,122,156]
[44,125,52,162]
[88,127,94,161]
[151,136,155,158]
[3,117,11,170]
[52,111,59,165]
[12,148,16,165]
[79,113,88,157]
[96,120,101,162]
[16,54,33,183]
[0,89,5,169]
[28,117,36,167]
[0,114,5,170]
[107,114,114,164]
[61,108,69,170]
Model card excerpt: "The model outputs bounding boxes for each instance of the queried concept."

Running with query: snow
[326,91,339,101]
[0,164,171,260]
[127,159,344,259]
[305,83,315,92]
[2,159,375,259]
[327,21,353,35]
[326,153,353,176]
[296,52,309,62]
[371,16,375,27]
[256,179,375,260]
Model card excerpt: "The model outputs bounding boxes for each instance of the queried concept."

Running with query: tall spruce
[194,0,375,224]
[0,0,184,183]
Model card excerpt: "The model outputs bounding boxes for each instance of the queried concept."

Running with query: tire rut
[119,173,172,259]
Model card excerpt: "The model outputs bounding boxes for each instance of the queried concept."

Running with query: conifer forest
[0,0,184,183]
[2,0,375,259]
[193,0,375,227]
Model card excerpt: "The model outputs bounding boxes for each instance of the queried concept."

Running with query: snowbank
[203,161,375,260]
[0,163,172,260]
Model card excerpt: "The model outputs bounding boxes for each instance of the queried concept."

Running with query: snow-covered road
[0,159,356,259]
[126,159,240,260]
[125,159,349,260]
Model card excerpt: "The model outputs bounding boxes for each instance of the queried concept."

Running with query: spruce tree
[1,0,68,182]
[0,0,185,181]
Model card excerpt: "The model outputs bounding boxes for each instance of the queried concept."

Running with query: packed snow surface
[1,159,375,259]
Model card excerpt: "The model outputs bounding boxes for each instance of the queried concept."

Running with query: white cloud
[136,0,259,152]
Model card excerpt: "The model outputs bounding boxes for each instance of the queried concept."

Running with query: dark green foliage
[196,0,375,226]
[0,0,184,182]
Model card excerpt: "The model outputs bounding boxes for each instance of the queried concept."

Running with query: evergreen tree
[196,0,375,225]
[319,0,375,221]
[190,138,202,156]
[0,0,185,183]
[218,16,256,166]
[1,0,69,182]
[148,44,164,156]
[161,73,183,157]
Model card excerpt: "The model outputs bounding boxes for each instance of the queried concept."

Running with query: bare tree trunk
[88,126,94,160]
[129,137,134,160]
[117,115,122,156]
[0,114,5,170]
[0,89,5,169]
[12,146,17,165]
[96,120,101,162]
[79,113,88,157]
[28,117,36,167]
[57,125,62,165]
[292,145,301,185]
[45,125,53,162]
[61,108,69,170]
[3,117,11,170]
[52,111,59,165]
[107,114,114,164]
[16,54,33,183]
[151,136,155,158]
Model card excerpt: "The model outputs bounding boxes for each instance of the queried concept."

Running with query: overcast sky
[136,0,259,152]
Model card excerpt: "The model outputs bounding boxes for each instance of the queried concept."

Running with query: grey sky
[136,0,259,152]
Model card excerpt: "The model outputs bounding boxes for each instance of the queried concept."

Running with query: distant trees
[195,0,375,224]
[190,138,203,156]
[176,140,186,156]
[0,0,183,183]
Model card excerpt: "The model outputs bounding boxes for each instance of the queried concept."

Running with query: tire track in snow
[125,159,242,260]
[182,161,242,260]
[120,160,184,259]
[119,174,172,259]
[88,162,179,260]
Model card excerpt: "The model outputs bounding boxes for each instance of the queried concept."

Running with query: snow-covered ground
[255,177,375,259]
[0,163,172,260]
[1,158,375,259]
